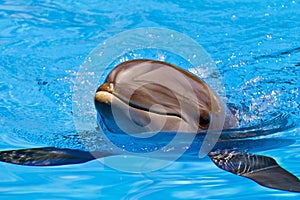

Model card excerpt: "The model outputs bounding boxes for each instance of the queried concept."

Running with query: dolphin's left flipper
[209,151,300,192]
[0,147,112,166]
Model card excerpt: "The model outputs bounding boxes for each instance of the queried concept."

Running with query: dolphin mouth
[94,83,184,120]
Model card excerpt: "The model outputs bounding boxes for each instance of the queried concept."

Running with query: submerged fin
[0,147,112,166]
[209,151,300,193]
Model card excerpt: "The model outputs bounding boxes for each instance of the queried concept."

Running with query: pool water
[0,0,300,199]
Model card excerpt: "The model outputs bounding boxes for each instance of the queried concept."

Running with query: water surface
[0,0,299,199]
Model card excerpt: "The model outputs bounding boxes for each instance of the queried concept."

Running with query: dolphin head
[94,59,237,134]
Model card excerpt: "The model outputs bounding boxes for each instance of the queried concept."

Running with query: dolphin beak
[94,83,114,105]
[94,82,123,133]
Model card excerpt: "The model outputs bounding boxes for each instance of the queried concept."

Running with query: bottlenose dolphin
[0,59,299,193]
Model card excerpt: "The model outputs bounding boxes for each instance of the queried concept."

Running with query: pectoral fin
[209,151,300,192]
[0,147,112,166]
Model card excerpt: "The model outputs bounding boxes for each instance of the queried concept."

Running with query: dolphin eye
[199,115,210,129]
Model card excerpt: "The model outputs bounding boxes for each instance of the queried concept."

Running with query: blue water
[0,0,300,199]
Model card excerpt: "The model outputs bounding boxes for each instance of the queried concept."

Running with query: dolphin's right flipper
[209,151,300,192]
[0,147,113,166]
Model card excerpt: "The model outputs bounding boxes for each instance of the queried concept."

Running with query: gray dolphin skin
[0,59,300,193]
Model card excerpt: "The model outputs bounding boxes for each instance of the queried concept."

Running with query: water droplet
[266,34,272,39]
